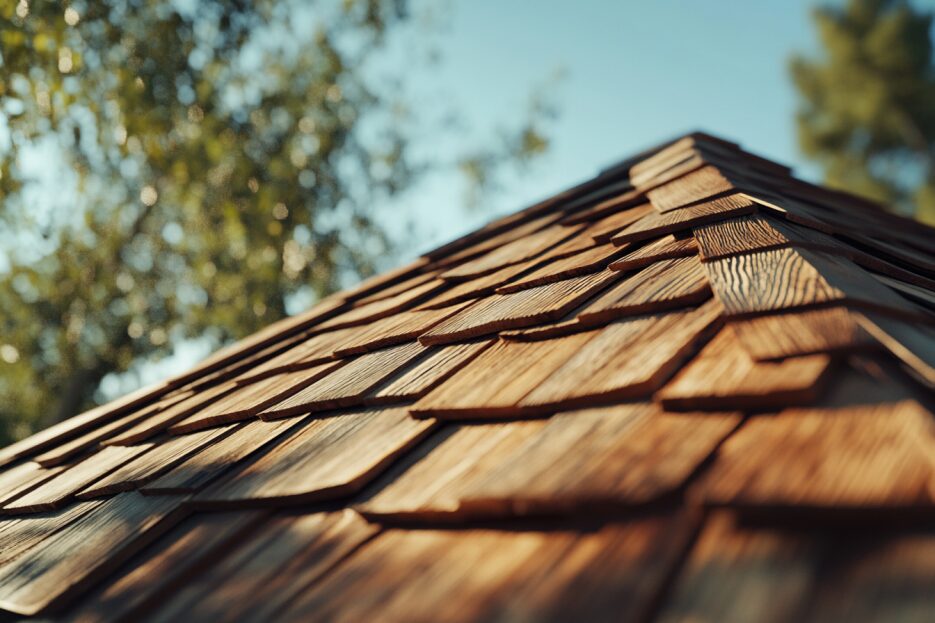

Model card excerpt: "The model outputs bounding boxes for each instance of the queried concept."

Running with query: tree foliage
[791,0,935,223]
[0,0,552,443]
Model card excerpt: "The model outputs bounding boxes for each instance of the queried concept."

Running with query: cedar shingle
[196,407,435,507]
[410,331,597,418]
[518,300,722,410]
[0,462,64,507]
[142,510,377,623]
[259,342,426,419]
[705,246,934,321]
[438,224,583,281]
[729,306,873,360]
[368,341,493,404]
[459,405,740,515]
[659,513,935,623]
[331,303,471,356]
[576,256,711,323]
[693,212,848,261]
[607,234,698,272]
[697,400,935,510]
[144,418,301,494]
[588,203,656,243]
[646,165,738,212]
[610,193,755,245]
[656,329,835,410]
[168,362,341,433]
[0,493,184,616]
[419,269,622,346]
[76,425,234,498]
[276,517,694,623]
[4,130,935,620]
[2,445,152,514]
[494,244,627,294]
[357,421,549,520]
[63,511,264,622]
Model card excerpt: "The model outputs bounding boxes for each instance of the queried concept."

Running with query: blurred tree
[791,0,935,224]
[0,0,554,443]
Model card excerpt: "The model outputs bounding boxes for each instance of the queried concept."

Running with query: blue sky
[118,0,841,388]
[398,0,827,257]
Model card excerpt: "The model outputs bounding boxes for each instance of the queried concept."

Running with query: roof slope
[2,132,935,621]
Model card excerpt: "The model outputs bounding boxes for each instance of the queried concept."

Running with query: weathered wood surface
[656,329,834,410]
[2,131,935,620]
[197,408,435,506]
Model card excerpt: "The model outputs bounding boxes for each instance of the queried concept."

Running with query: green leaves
[0,0,555,442]
[792,0,935,223]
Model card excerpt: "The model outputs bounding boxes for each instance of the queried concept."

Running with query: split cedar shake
[2,131,935,620]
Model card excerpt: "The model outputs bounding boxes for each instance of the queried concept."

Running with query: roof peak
[1,131,935,619]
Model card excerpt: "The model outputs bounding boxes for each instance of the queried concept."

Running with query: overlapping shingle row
[0,132,934,621]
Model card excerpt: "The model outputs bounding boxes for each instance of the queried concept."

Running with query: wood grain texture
[351,269,438,307]
[0,500,100,573]
[659,512,935,623]
[2,445,152,514]
[704,246,933,321]
[460,405,741,516]
[438,223,583,282]
[693,213,848,262]
[0,492,185,616]
[33,402,165,468]
[196,407,435,506]
[144,418,303,494]
[144,510,378,623]
[0,461,64,507]
[428,212,562,269]
[275,516,694,623]
[608,235,698,272]
[259,342,426,419]
[656,329,835,410]
[697,400,935,510]
[168,362,341,433]
[5,133,935,621]
[369,341,493,404]
[232,326,358,383]
[418,259,539,309]
[331,302,471,356]
[0,379,170,470]
[494,243,627,294]
[560,187,644,225]
[631,144,702,188]
[588,203,656,243]
[577,256,711,324]
[519,301,722,410]
[410,331,598,418]
[104,383,237,446]
[611,194,756,246]
[356,421,548,520]
[314,278,445,332]
[646,165,737,212]
[418,269,621,346]
[64,511,264,623]
[634,152,706,193]
[361,406,737,520]
[76,425,234,498]
[729,306,874,360]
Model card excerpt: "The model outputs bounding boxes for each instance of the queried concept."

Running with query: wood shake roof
[1,131,935,621]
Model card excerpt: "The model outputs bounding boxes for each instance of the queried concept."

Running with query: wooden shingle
[3,131,935,620]
[196,407,435,507]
